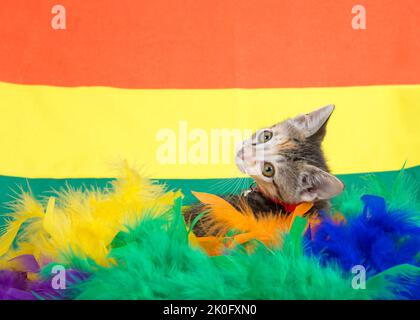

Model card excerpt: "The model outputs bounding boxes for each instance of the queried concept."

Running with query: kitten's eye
[262,162,275,178]
[258,130,273,143]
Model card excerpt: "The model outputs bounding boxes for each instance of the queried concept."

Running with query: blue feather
[306,195,420,299]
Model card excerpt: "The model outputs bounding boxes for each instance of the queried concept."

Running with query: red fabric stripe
[0,0,419,88]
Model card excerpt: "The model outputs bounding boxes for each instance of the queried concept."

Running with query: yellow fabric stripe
[0,82,418,179]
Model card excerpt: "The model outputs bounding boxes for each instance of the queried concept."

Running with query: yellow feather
[0,193,44,257]
[0,164,182,266]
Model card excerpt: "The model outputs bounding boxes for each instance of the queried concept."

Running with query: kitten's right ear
[291,105,335,141]
[298,165,344,202]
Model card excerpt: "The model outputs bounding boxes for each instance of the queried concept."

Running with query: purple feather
[9,254,40,273]
[0,253,90,300]
[0,270,37,300]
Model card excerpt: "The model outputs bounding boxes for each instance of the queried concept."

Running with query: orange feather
[191,191,313,253]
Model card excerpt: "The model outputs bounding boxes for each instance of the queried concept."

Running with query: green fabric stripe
[0,166,419,220]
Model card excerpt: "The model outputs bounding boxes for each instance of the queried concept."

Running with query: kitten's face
[235,105,344,204]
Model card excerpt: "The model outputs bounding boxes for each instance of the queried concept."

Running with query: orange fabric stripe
[0,0,419,88]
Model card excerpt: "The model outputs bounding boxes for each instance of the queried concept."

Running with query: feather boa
[306,195,420,299]
[189,191,315,254]
[0,165,181,267]
[55,200,386,300]
[0,167,418,300]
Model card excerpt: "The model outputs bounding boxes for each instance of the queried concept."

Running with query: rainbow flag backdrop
[0,0,419,213]
[0,0,420,303]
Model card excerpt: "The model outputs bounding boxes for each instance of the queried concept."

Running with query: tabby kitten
[185,105,344,236]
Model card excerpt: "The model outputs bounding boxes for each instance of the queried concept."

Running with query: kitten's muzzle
[237,149,245,160]
[237,148,258,164]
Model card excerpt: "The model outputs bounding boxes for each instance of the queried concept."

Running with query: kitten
[184,105,344,236]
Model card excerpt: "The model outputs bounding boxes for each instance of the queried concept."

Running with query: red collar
[255,187,301,213]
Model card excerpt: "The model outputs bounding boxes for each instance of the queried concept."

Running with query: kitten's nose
[237,149,245,160]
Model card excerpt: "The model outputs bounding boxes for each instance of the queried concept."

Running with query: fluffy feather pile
[0,165,180,267]
[0,166,419,300]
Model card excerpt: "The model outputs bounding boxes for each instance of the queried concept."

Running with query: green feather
[333,167,420,223]
[66,200,390,300]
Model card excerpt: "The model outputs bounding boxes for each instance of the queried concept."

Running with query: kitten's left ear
[298,165,344,202]
[291,105,335,141]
